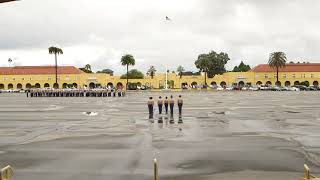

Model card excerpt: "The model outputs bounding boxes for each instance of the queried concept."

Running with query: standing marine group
[147,95,183,119]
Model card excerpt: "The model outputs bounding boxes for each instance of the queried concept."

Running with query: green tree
[147,66,156,79]
[85,64,91,72]
[232,61,251,72]
[96,69,114,75]
[195,51,230,85]
[48,46,63,86]
[120,69,144,79]
[177,65,185,78]
[121,54,135,88]
[79,64,93,73]
[268,52,287,85]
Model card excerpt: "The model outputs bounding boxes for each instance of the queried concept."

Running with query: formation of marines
[147,95,183,120]
[26,89,125,98]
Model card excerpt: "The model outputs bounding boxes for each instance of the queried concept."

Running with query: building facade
[0,63,319,90]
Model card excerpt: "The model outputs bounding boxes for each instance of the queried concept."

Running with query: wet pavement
[0,91,320,180]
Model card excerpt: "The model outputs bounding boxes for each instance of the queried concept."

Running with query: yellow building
[0,63,319,90]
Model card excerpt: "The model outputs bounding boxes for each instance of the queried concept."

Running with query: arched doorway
[17,83,22,89]
[0,84,4,89]
[26,83,32,89]
[266,81,272,86]
[275,81,281,86]
[35,83,41,88]
[89,82,95,89]
[191,82,197,88]
[294,81,300,86]
[220,81,226,87]
[285,81,291,87]
[73,83,78,88]
[107,82,113,88]
[313,81,319,87]
[181,82,188,89]
[63,83,68,89]
[238,81,245,87]
[8,84,13,89]
[117,82,123,89]
[256,81,262,86]
[44,83,50,88]
[53,83,59,89]
[211,82,217,86]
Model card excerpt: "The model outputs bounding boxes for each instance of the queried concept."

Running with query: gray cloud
[1,0,320,75]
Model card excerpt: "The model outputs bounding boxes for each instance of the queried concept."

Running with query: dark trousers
[178,103,183,116]
[169,103,174,116]
[164,103,168,114]
[158,104,163,114]
[148,104,153,119]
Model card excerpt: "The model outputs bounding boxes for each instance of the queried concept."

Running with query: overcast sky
[1,0,320,75]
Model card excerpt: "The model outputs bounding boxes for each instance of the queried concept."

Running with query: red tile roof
[0,66,84,75]
[250,63,320,72]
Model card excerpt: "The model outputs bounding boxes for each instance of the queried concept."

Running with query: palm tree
[121,54,135,89]
[268,52,287,86]
[147,66,156,79]
[177,65,185,78]
[48,46,63,86]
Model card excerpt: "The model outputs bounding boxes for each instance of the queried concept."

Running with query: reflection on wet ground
[0,91,320,180]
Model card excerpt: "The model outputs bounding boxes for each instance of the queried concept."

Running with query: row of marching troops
[147,95,183,119]
[26,89,126,98]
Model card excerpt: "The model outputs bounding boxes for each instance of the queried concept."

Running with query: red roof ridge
[0,66,84,75]
[250,63,320,72]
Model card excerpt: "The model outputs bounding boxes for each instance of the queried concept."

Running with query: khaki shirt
[164,99,169,104]
[169,99,175,104]
[157,99,163,105]
[147,100,154,105]
[178,98,183,105]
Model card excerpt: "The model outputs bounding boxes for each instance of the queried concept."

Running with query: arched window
[285,81,291,87]
[8,84,13,89]
[89,82,95,89]
[17,83,23,89]
[220,81,226,87]
[313,81,319,87]
[63,83,68,89]
[35,83,41,88]
[72,83,78,88]
[238,81,245,87]
[266,81,272,86]
[107,82,113,88]
[53,83,59,89]
[26,83,32,89]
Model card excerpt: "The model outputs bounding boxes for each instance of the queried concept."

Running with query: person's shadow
[158,116,163,124]
[169,114,175,124]
[178,116,183,124]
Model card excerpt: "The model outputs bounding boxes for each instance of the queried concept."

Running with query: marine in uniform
[164,97,169,114]
[177,95,183,117]
[157,96,163,114]
[147,97,154,119]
